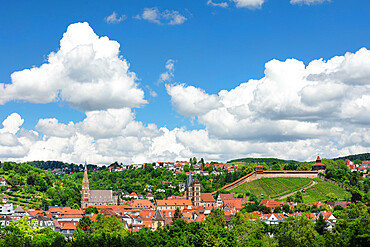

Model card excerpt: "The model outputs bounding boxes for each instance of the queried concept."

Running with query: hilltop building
[81,162,118,208]
[312,156,326,172]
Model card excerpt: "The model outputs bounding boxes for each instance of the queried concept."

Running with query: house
[217,194,235,208]
[260,199,285,211]
[2,194,8,204]
[130,199,154,210]
[200,193,216,207]
[146,194,154,201]
[0,215,12,227]
[0,203,14,215]
[28,214,55,230]
[0,177,7,186]
[156,199,192,210]
[60,221,78,238]
[178,182,186,192]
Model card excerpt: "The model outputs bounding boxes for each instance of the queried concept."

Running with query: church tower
[81,162,90,208]
[186,172,201,206]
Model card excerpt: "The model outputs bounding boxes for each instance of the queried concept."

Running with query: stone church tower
[81,162,90,208]
[186,172,201,206]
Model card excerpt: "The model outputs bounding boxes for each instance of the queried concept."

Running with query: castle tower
[81,162,90,208]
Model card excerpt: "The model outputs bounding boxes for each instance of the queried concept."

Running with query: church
[186,172,216,207]
[81,162,118,208]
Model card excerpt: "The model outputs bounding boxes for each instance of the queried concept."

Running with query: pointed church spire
[186,171,193,188]
[82,161,89,190]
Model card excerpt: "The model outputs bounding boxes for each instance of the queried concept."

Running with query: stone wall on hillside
[213,170,319,193]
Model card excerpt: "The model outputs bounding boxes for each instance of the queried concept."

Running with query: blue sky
[1,0,370,164]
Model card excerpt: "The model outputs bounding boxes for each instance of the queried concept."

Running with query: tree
[294,191,303,203]
[206,208,225,228]
[77,216,92,232]
[85,206,98,214]
[325,193,338,202]
[248,193,258,202]
[277,216,318,247]
[27,175,35,185]
[353,159,362,165]
[282,204,290,213]
[273,206,282,213]
[172,207,183,224]
[315,213,328,235]
[90,214,128,237]
[231,212,276,246]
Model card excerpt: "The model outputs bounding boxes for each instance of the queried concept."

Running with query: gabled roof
[14,205,26,213]
[152,209,164,221]
[200,193,216,202]
[219,194,235,201]
[156,199,192,206]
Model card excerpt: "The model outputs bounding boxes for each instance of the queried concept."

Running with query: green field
[229,177,350,203]
[229,177,312,199]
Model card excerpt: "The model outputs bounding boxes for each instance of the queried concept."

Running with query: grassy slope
[229,177,312,199]
[302,178,351,204]
[229,177,350,203]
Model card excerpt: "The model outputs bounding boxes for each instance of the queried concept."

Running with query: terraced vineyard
[302,178,351,204]
[229,177,312,199]
[229,177,350,203]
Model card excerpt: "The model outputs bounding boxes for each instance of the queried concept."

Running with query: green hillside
[229,177,350,203]
[226,157,300,165]
[303,178,351,204]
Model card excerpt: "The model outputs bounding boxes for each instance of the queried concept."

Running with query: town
[1,156,368,240]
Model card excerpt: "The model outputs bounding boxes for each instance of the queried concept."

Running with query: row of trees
[1,203,368,247]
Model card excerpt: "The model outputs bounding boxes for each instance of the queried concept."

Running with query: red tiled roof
[130,199,154,209]
[200,193,216,202]
[156,199,192,206]
[219,194,235,201]
[60,222,78,230]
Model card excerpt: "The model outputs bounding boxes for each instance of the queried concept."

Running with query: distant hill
[333,153,370,162]
[26,160,81,171]
[226,157,300,165]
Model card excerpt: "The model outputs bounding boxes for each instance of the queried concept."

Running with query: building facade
[186,172,201,206]
[81,162,118,208]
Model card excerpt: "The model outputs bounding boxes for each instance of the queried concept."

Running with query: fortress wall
[259,171,318,179]
[219,170,319,192]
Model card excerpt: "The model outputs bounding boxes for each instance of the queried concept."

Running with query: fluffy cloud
[0,22,146,111]
[134,8,187,25]
[167,48,370,153]
[105,11,126,24]
[231,0,265,9]
[1,22,370,164]
[166,84,221,117]
[290,0,330,5]
[158,59,175,84]
[0,113,24,134]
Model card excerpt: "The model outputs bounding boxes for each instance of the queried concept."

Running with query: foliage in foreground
[0,205,369,247]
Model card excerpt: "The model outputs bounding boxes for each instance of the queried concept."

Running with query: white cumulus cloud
[0,22,146,111]
[167,48,370,149]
